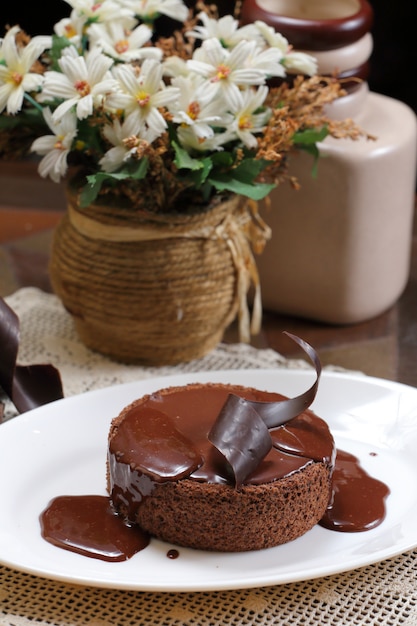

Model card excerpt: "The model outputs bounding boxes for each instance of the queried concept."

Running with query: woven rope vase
[49,184,268,365]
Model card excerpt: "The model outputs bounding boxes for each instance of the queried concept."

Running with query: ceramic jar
[241,0,417,324]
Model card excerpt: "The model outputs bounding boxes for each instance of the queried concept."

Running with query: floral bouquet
[0,0,360,213]
[0,0,366,363]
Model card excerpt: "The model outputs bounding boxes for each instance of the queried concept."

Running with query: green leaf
[173,141,204,171]
[49,35,73,70]
[79,175,104,207]
[210,151,234,168]
[195,157,213,183]
[125,158,149,180]
[209,174,275,200]
[293,126,328,145]
[176,157,212,189]
[299,143,320,159]
[79,160,149,206]
[231,158,270,183]
[204,155,275,199]
[292,128,328,179]
[297,143,322,178]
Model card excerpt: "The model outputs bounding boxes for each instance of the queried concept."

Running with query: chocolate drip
[40,495,149,561]
[110,407,202,481]
[320,450,390,532]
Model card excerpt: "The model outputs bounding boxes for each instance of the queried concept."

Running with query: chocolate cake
[107,375,336,552]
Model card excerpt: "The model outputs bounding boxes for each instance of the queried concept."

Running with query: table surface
[1,159,417,388]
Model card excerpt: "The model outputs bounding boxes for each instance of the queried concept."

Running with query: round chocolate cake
[107,382,335,552]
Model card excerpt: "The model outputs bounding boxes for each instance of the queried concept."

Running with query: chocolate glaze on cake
[107,383,335,552]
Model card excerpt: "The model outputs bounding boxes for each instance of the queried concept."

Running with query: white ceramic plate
[1,369,417,592]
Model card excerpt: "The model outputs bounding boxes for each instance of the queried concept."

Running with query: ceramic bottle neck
[240,0,374,117]
[240,0,373,50]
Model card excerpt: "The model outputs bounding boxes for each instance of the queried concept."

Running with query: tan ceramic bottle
[241,0,417,324]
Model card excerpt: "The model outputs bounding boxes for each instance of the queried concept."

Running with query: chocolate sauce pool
[40,385,390,562]
[320,450,390,532]
[41,495,149,562]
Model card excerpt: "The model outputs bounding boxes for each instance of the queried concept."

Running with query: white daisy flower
[0,26,51,114]
[54,13,84,46]
[99,113,142,171]
[106,58,179,139]
[247,46,287,78]
[255,20,317,76]
[169,75,228,140]
[177,125,225,153]
[187,38,267,100]
[254,20,289,54]
[162,55,190,79]
[122,0,189,22]
[40,45,117,120]
[63,0,134,25]
[88,22,162,62]
[187,12,261,49]
[30,108,77,182]
[282,51,318,76]
[225,85,270,149]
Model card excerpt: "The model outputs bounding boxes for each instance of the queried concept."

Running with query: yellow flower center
[74,80,91,97]
[11,71,23,86]
[115,39,129,54]
[54,138,64,150]
[187,101,200,120]
[211,64,230,82]
[238,115,252,130]
[137,90,150,107]
[64,24,78,38]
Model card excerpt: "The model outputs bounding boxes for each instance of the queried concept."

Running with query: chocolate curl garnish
[208,332,322,488]
[0,297,64,414]
[209,395,272,488]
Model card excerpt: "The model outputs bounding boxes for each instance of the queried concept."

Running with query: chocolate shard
[0,297,64,414]
[12,364,65,413]
[208,394,272,488]
[251,332,322,428]
[208,332,322,488]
